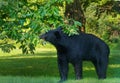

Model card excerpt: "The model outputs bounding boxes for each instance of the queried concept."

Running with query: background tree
[85,0,120,46]
[65,0,86,32]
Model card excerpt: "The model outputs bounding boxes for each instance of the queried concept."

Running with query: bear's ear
[54,31,61,39]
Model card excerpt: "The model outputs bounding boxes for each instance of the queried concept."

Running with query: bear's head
[40,27,62,45]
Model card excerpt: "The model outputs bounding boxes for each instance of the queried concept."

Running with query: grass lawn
[0,44,120,83]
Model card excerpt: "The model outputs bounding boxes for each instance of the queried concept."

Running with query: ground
[0,44,120,83]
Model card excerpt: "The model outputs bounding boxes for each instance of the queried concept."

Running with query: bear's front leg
[73,61,83,80]
[57,57,69,83]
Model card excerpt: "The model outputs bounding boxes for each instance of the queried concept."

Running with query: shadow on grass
[0,50,119,79]
[0,51,59,77]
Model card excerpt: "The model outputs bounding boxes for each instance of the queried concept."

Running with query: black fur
[40,27,110,82]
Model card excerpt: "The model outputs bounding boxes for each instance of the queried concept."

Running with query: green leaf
[74,21,82,27]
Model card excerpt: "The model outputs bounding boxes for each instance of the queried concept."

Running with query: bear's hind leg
[92,59,108,79]
[98,59,108,79]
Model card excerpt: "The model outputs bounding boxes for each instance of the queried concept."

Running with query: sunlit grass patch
[66,78,120,83]
[109,64,120,68]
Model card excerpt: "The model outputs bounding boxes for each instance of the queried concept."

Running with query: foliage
[85,1,120,45]
[0,0,81,54]
[0,30,16,52]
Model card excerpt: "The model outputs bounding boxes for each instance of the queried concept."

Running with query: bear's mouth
[41,40,47,46]
[39,34,47,46]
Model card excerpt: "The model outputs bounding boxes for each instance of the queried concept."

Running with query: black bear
[40,27,110,82]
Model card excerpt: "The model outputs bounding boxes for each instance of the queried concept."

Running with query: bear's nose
[39,34,46,40]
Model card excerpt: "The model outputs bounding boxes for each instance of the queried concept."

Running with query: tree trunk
[65,0,86,32]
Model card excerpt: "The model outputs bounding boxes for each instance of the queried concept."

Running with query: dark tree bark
[65,0,86,32]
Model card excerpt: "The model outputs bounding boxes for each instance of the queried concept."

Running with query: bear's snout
[39,34,46,40]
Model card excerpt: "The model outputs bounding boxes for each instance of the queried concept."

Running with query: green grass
[0,76,119,83]
[0,76,59,83]
[0,45,120,83]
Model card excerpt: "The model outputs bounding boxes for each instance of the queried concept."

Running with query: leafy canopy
[0,0,81,53]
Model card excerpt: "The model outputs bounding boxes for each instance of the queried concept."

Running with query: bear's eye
[54,31,61,39]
